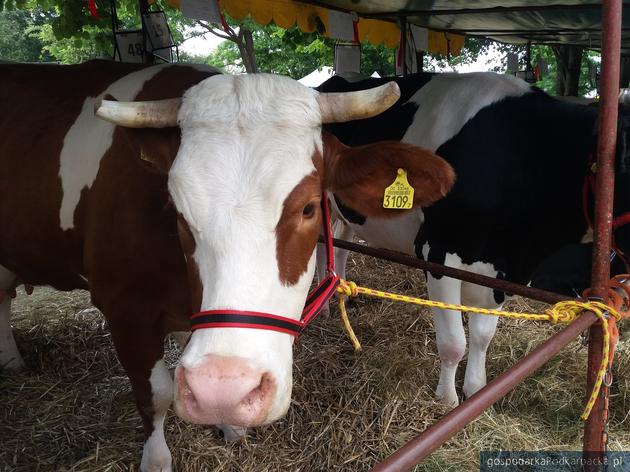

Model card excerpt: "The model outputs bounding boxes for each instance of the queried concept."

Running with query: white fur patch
[403,72,532,152]
[421,243,501,307]
[140,360,173,472]
[330,195,424,260]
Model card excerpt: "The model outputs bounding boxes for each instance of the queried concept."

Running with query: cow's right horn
[317,81,401,123]
[95,98,181,128]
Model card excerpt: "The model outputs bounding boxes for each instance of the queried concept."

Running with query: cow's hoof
[463,378,486,400]
[140,437,172,472]
[219,424,248,442]
[435,385,459,409]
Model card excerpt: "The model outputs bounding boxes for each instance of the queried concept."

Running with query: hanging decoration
[161,0,464,54]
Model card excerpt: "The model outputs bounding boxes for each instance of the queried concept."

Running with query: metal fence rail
[329,237,569,305]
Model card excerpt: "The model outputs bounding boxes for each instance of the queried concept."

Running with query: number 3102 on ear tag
[383,168,415,209]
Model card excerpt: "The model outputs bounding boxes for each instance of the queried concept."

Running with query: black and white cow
[318,72,630,407]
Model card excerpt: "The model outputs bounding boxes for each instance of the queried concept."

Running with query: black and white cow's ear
[322,132,455,218]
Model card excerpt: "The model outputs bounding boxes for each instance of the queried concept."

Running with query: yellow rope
[336,279,621,420]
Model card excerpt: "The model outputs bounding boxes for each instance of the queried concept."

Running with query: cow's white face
[95,73,455,428]
[169,74,323,425]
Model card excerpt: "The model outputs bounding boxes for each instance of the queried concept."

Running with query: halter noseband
[189,195,340,338]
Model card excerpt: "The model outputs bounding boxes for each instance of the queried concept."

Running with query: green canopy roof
[308,1,630,54]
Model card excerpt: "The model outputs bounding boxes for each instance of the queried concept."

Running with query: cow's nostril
[178,367,196,403]
[241,372,272,407]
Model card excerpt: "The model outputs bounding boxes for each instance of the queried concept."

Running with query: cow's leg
[0,266,24,371]
[334,221,353,279]
[461,282,500,398]
[110,322,172,472]
[318,220,353,282]
[316,242,328,282]
[463,313,498,398]
[427,272,465,408]
[315,242,332,318]
[315,221,354,317]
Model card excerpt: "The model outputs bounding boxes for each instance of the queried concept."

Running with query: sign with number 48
[115,30,144,63]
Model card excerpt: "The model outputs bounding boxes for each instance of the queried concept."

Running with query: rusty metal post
[371,313,598,472]
[584,0,622,463]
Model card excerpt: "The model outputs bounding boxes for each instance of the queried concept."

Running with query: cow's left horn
[95,98,181,128]
[317,81,401,123]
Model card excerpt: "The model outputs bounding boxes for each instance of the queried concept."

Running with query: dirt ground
[1,252,629,471]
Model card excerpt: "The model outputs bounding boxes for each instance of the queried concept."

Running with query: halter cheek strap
[190,195,340,338]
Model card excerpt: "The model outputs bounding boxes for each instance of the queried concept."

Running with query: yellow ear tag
[383,168,415,209]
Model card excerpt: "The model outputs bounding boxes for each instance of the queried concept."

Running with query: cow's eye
[302,203,316,218]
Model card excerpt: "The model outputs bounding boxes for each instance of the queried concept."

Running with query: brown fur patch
[322,132,455,219]
[0,61,217,439]
[275,171,323,286]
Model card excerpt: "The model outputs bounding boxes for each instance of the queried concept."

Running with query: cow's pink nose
[174,354,276,426]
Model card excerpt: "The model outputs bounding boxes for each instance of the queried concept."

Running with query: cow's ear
[99,94,180,174]
[322,132,455,218]
[128,127,180,175]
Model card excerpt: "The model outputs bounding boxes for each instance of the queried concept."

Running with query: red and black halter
[189,195,341,338]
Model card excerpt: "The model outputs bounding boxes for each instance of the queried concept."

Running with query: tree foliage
[0,0,193,63]
[205,20,331,77]
[533,45,598,96]
[0,8,52,62]
[198,15,394,78]
[0,0,601,96]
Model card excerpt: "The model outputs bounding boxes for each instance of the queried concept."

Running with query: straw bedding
[1,252,629,471]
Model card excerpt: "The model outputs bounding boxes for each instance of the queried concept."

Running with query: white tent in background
[298,66,335,87]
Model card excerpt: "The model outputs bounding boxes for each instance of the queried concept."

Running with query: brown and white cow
[0,60,454,470]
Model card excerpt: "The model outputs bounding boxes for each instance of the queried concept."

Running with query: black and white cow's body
[318,72,630,406]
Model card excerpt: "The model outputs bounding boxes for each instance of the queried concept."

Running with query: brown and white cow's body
[0,60,454,470]
[1,60,219,470]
